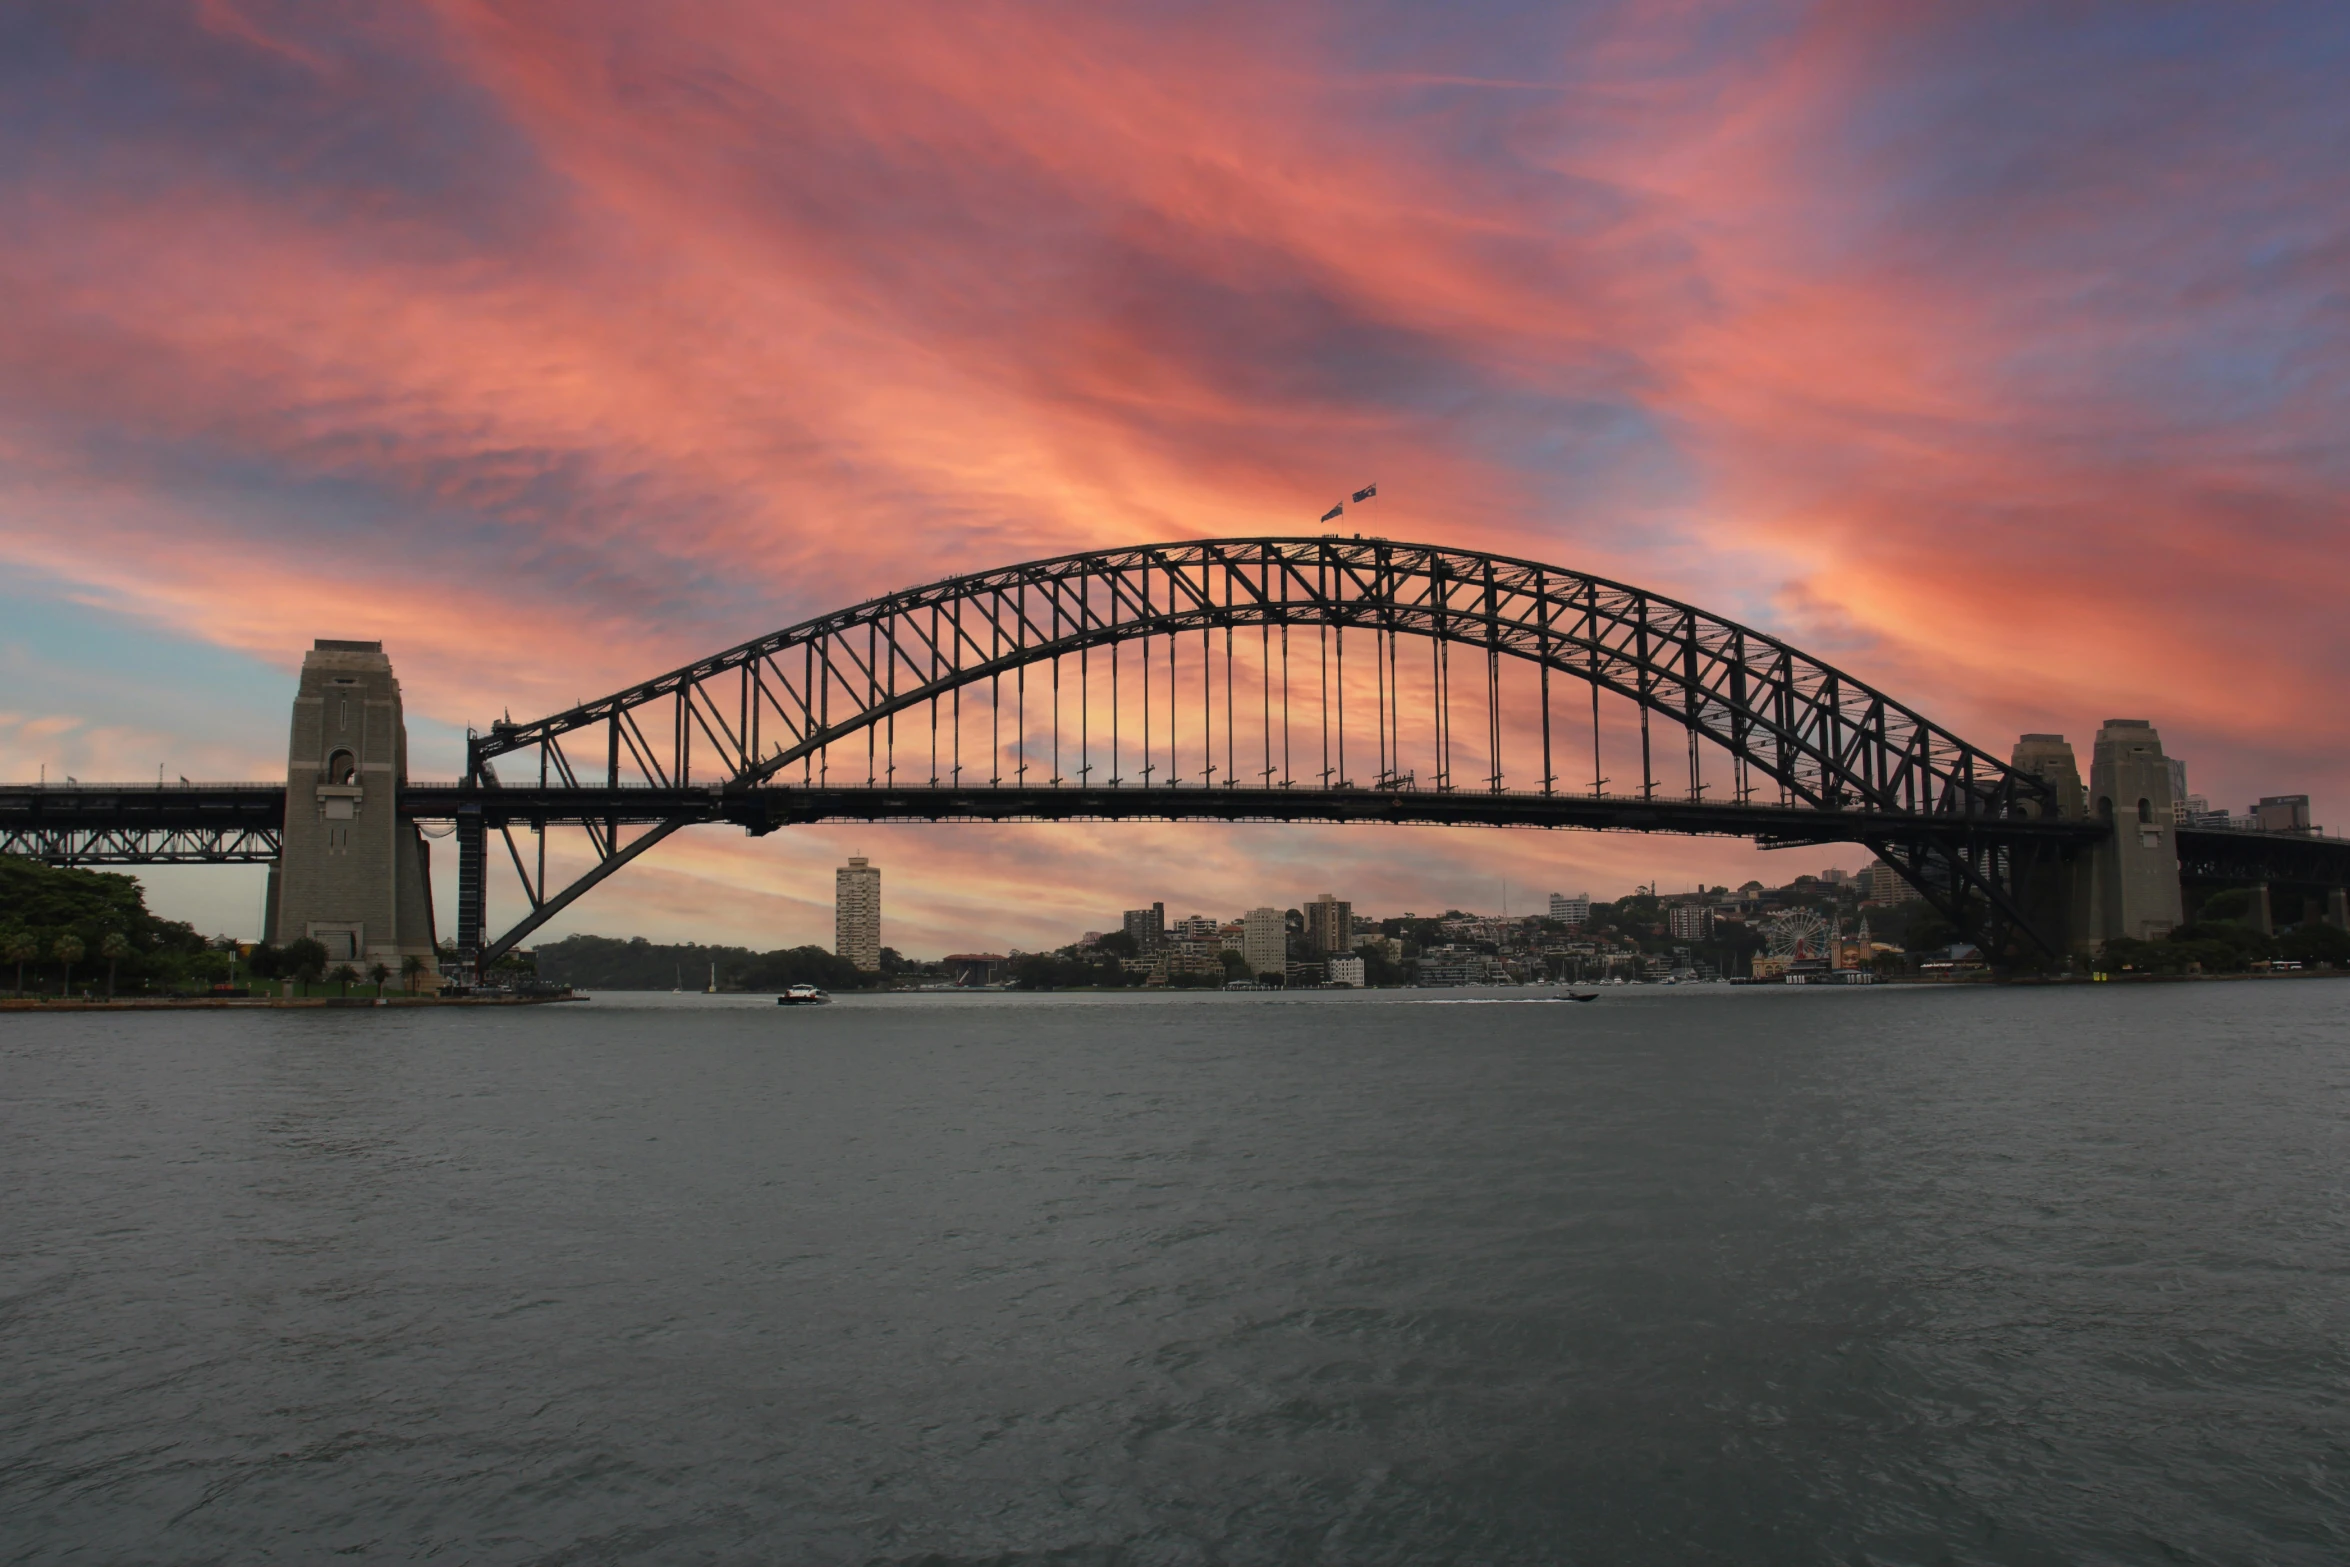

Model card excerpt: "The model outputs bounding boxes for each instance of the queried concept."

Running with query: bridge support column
[272,640,439,987]
[2248,883,2274,937]
[2007,734,2093,965]
[2086,719,2184,947]
[2327,888,2349,930]
[455,804,485,982]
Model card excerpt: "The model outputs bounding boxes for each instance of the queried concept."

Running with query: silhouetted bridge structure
[5,538,2343,974]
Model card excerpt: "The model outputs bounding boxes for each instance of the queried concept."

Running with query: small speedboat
[776,984,831,1006]
[1565,992,1599,1003]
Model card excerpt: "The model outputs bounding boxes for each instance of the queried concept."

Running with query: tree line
[529,933,880,991]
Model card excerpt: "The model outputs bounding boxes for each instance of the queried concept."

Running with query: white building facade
[1242,906,1286,979]
[1549,891,1591,927]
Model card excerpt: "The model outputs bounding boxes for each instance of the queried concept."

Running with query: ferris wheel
[1762,909,1831,960]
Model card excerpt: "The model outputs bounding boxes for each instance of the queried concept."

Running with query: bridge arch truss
[456,538,2066,965]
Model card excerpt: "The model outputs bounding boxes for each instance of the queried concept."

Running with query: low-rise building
[1326,955,1366,987]
[943,953,1009,986]
[2255,794,2314,834]
[1170,913,1220,944]
[1416,946,1504,986]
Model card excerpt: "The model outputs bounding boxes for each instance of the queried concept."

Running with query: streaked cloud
[2,0,2343,947]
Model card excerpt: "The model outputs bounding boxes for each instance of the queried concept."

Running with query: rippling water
[3,983,2346,1563]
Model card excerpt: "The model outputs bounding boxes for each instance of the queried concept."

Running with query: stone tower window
[2137,797,2153,823]
[339,698,349,731]
[327,749,358,785]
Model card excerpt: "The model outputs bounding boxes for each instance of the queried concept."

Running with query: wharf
[1,995,585,1011]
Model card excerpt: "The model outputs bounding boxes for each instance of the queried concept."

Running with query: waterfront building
[943,953,1007,986]
[1303,893,1353,954]
[1416,945,1503,986]
[835,856,881,971]
[1548,891,1591,927]
[1242,906,1286,978]
[1327,955,1366,987]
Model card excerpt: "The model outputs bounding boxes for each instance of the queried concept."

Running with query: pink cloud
[4,1,2345,944]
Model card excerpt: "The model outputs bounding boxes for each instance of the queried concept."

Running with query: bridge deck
[8,780,2104,842]
[13,784,2347,883]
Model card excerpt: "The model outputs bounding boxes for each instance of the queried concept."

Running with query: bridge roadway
[12,778,2350,895]
[0,774,2288,858]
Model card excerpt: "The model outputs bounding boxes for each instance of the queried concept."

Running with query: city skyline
[4,6,2344,956]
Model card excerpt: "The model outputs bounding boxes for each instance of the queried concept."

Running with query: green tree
[368,961,392,997]
[100,932,131,1001]
[54,933,85,997]
[5,929,35,997]
[329,963,360,997]
[401,953,429,994]
[281,937,329,996]
[2278,922,2350,966]
[1352,940,1406,988]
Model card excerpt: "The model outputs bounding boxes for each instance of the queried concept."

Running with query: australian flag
[1320,503,1343,522]
[1351,482,1377,504]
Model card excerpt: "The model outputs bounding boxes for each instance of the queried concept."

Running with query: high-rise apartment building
[1122,903,1166,951]
[835,856,881,971]
[1303,893,1353,954]
[1860,861,1923,905]
[1549,891,1591,927]
[1242,906,1287,979]
[1667,903,1712,941]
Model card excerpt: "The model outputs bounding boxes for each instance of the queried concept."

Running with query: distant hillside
[531,933,870,991]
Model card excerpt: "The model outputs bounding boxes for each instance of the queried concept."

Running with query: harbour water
[2,983,2344,1563]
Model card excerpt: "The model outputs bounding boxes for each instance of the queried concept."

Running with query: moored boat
[776,984,831,1006]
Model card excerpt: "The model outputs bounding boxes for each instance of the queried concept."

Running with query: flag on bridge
[1320,503,1343,522]
[1351,482,1377,504]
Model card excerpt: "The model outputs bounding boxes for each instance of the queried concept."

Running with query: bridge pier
[2007,734,2096,964]
[269,640,438,985]
[2328,887,2349,930]
[2085,719,2185,948]
[455,804,485,980]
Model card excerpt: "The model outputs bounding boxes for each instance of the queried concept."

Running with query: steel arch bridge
[447,536,2104,968]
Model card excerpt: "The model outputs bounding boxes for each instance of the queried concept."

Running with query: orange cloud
[5,1,2345,944]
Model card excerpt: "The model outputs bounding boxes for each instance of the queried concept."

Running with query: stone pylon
[2008,733,2094,962]
[2086,718,2185,945]
[265,640,438,982]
